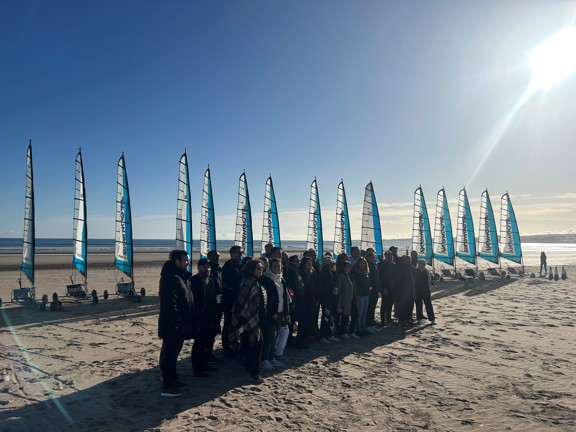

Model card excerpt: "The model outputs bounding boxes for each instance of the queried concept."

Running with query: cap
[197,258,209,266]
[388,246,398,251]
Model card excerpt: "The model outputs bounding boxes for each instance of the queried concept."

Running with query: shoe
[328,336,340,342]
[207,355,223,363]
[320,338,331,344]
[342,333,351,340]
[249,373,263,384]
[161,386,184,397]
[174,381,188,390]
[193,371,209,378]
[430,320,436,325]
[270,358,284,368]
[203,365,218,372]
[260,360,274,371]
[366,327,376,334]
[351,333,360,339]
[275,355,289,362]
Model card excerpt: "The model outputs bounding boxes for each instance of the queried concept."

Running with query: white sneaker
[342,333,351,339]
[260,360,274,371]
[270,358,284,368]
[351,333,360,339]
[328,336,340,343]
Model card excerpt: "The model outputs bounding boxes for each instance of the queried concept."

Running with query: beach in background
[0,246,575,431]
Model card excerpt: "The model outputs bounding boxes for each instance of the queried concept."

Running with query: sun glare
[530,27,576,91]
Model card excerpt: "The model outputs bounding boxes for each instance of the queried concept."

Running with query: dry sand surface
[0,253,575,431]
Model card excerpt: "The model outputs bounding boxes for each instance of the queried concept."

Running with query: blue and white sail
[499,192,522,265]
[433,188,454,266]
[115,153,133,279]
[72,149,88,280]
[455,187,476,265]
[412,186,433,265]
[200,166,216,259]
[334,180,351,257]
[176,151,192,266]
[21,141,35,286]
[234,172,253,257]
[360,181,383,258]
[307,178,324,262]
[261,176,281,253]
[477,189,499,264]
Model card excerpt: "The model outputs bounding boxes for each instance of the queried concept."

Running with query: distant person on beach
[262,243,273,259]
[221,245,243,356]
[540,252,547,276]
[190,258,220,378]
[352,257,371,335]
[158,250,194,397]
[228,259,267,383]
[414,260,435,324]
[410,250,419,267]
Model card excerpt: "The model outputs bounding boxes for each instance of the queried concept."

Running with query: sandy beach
[1,252,575,431]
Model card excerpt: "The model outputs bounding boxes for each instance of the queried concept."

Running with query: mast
[306,178,324,262]
[412,186,433,266]
[115,153,134,284]
[334,180,351,257]
[455,187,476,267]
[432,187,454,269]
[234,172,253,257]
[499,192,522,267]
[21,141,35,287]
[261,175,281,254]
[72,149,88,283]
[360,181,383,258]
[477,189,499,267]
[176,151,192,267]
[200,166,217,258]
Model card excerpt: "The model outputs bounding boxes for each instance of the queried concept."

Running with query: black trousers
[222,290,234,352]
[242,332,262,375]
[336,313,350,335]
[381,289,396,323]
[160,337,184,388]
[349,298,358,334]
[415,289,435,322]
[367,288,379,326]
[192,326,217,373]
[320,306,334,338]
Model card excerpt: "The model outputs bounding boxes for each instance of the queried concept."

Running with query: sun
[529,27,576,91]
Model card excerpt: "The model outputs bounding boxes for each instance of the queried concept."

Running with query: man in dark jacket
[158,250,194,397]
[221,245,242,356]
[207,250,224,334]
[190,258,220,378]
[378,250,396,325]
[284,255,309,349]
[365,252,381,330]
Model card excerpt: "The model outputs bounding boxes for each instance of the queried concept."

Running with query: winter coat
[158,260,194,340]
[260,269,291,325]
[337,272,356,316]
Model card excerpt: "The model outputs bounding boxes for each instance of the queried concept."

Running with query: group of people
[157,244,436,397]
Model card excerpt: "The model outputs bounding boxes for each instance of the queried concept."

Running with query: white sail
[334,181,351,257]
[234,172,253,257]
[455,187,476,265]
[115,154,133,279]
[176,151,192,263]
[477,189,499,264]
[499,192,522,265]
[200,167,217,258]
[306,179,323,260]
[72,149,88,279]
[412,186,433,265]
[261,176,281,253]
[21,141,35,286]
[360,181,383,257]
[432,188,454,266]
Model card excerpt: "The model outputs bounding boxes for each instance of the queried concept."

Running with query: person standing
[365,252,381,331]
[414,260,435,324]
[284,255,309,349]
[318,258,340,343]
[221,245,243,356]
[539,251,547,277]
[158,250,194,397]
[190,258,220,378]
[336,261,358,339]
[229,260,267,383]
[352,258,371,335]
[395,255,416,325]
[378,250,396,325]
[207,250,224,348]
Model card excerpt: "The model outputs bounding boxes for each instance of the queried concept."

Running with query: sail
[499,192,522,264]
[306,179,324,261]
[21,141,35,285]
[334,181,351,257]
[412,186,433,265]
[477,189,499,264]
[72,149,88,279]
[176,151,193,263]
[360,181,383,257]
[455,187,476,264]
[200,167,217,258]
[433,188,454,266]
[115,154,133,279]
[261,176,281,253]
[234,172,253,257]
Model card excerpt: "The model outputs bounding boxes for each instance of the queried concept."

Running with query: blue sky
[1,1,575,241]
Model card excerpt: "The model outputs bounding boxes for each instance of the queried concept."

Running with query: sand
[0,253,575,431]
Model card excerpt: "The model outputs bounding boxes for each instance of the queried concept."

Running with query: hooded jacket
[158,260,195,340]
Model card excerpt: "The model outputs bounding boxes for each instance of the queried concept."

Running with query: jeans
[356,295,369,332]
[275,325,290,357]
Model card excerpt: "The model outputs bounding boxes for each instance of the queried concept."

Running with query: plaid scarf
[228,276,262,346]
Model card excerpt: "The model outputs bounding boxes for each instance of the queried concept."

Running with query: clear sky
[1,1,575,241]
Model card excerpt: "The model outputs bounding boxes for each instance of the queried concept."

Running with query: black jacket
[158,260,194,340]
[259,274,291,325]
[189,273,218,329]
